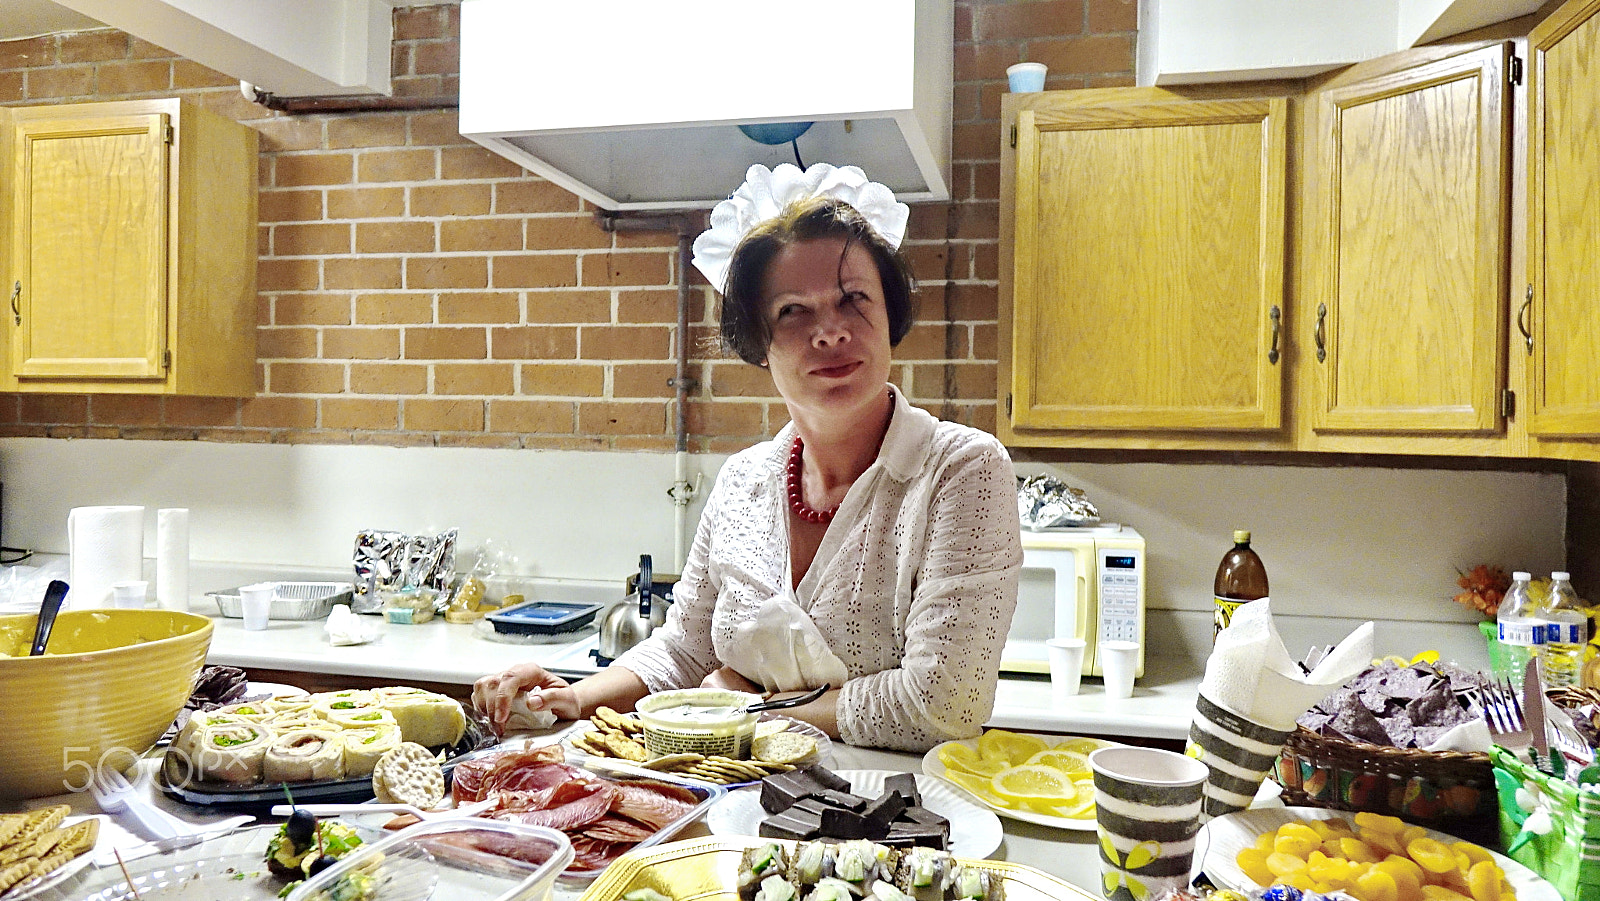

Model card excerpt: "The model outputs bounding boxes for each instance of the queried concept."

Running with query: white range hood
[458,0,952,211]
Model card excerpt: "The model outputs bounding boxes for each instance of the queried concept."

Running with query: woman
[474,163,1022,752]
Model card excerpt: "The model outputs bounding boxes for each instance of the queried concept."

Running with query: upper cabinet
[1299,44,1514,451]
[3,99,258,397]
[1527,0,1600,442]
[1000,89,1291,450]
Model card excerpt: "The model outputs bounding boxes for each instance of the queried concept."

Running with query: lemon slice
[977,729,1049,766]
[990,764,1078,806]
[1027,790,1097,819]
[1053,737,1103,756]
[938,743,1006,777]
[1024,748,1092,775]
[940,769,1018,808]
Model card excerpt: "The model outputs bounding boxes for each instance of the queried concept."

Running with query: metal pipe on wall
[596,211,705,573]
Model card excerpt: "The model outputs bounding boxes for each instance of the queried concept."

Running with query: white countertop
[199,605,1199,740]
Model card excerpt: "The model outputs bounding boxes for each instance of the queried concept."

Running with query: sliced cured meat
[452,745,566,802]
[450,758,493,802]
[491,780,619,832]
[487,762,583,795]
[568,835,630,872]
[581,813,654,843]
[610,781,697,830]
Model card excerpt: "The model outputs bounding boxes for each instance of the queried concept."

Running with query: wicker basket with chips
[1271,660,1498,844]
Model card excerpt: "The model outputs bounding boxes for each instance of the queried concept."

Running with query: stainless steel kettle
[592,555,667,665]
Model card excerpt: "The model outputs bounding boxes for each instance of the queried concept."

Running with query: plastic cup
[1007,62,1048,93]
[1100,640,1139,699]
[1046,636,1086,700]
[1089,746,1208,901]
[111,580,148,609]
[239,582,277,631]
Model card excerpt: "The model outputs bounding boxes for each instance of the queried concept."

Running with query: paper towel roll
[68,505,145,609]
[156,508,190,612]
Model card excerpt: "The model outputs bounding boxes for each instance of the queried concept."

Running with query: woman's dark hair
[719,196,916,365]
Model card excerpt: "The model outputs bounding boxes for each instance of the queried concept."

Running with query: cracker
[571,731,609,756]
[14,806,67,846]
[755,720,791,740]
[591,706,630,732]
[0,861,34,894]
[47,819,98,859]
[372,742,445,809]
[753,731,818,765]
[0,815,24,849]
[31,849,73,879]
[602,731,649,762]
[641,753,703,771]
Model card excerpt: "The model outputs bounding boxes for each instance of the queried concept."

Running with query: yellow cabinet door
[1529,0,1600,437]
[1305,45,1512,436]
[1007,97,1287,432]
[11,113,170,382]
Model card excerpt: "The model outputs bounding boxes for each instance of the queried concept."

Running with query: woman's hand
[700,666,764,694]
[472,663,582,732]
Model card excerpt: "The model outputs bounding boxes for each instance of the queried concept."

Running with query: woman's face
[760,237,893,423]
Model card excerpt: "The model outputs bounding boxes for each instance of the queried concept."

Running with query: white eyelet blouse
[614,387,1024,752]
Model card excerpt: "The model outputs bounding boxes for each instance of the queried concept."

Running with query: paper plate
[922,732,1121,831]
[703,769,1003,859]
[1200,806,1562,901]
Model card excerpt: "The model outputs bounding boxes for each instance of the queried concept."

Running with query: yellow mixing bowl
[0,609,213,800]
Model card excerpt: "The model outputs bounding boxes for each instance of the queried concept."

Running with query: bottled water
[1538,571,1587,690]
[1495,572,1542,685]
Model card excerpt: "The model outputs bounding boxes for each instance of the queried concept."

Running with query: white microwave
[1001,525,1146,678]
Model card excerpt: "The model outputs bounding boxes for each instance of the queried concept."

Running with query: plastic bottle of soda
[1214,530,1269,640]
[1495,572,1543,685]
[1538,572,1587,690]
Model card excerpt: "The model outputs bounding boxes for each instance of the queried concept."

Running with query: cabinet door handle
[10,281,19,327]
[1518,283,1533,356]
[1315,302,1327,363]
[1268,305,1281,365]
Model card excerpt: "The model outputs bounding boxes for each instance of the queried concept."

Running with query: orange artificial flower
[1453,564,1512,618]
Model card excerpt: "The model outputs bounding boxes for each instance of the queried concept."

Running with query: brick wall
[0,1,1135,452]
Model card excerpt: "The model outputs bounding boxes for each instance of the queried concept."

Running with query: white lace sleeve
[835,437,1023,751]
[610,481,725,693]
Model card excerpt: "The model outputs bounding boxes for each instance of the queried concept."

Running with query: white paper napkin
[324,604,378,646]
[67,505,145,609]
[1201,598,1374,731]
[719,592,849,693]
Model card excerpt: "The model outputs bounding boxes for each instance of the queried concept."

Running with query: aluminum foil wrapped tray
[209,581,354,620]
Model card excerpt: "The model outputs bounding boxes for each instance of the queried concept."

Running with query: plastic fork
[91,766,251,841]
[268,798,496,820]
[1480,677,1534,759]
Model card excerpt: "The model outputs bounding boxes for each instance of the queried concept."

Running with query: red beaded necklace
[786,437,837,524]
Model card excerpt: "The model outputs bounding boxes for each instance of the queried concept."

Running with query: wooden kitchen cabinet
[1526,0,1600,454]
[2,98,257,396]
[999,88,1292,450]
[1298,43,1517,454]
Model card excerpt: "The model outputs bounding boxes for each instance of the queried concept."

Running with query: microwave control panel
[1096,546,1143,645]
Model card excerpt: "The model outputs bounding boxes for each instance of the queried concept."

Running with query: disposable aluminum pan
[208,581,353,620]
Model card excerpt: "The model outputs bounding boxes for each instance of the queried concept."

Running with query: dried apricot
[1237,847,1275,887]
[1421,886,1474,901]
[1361,828,1406,857]
[1275,823,1323,858]
[1341,836,1383,863]
[1452,842,1492,867]
[1355,812,1409,835]
[1407,837,1458,875]
[1356,868,1401,901]
[1268,852,1310,878]
[1377,855,1425,901]
[1466,860,1501,901]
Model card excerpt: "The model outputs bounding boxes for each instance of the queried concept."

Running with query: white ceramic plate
[1200,807,1561,901]
[561,713,833,787]
[703,769,1003,859]
[921,733,1121,831]
[4,815,104,901]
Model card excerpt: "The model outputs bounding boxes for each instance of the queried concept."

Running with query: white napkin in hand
[1201,599,1373,731]
[505,693,559,731]
[324,604,378,646]
[719,593,849,693]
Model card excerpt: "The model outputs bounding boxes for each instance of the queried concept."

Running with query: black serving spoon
[30,579,69,656]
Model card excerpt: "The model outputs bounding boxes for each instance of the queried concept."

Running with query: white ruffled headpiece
[691,163,909,295]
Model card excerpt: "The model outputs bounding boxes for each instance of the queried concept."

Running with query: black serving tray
[158,707,497,811]
[486,599,605,635]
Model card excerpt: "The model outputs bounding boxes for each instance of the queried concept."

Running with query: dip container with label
[635,688,761,759]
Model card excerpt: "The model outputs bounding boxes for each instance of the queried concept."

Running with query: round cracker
[371,742,445,809]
